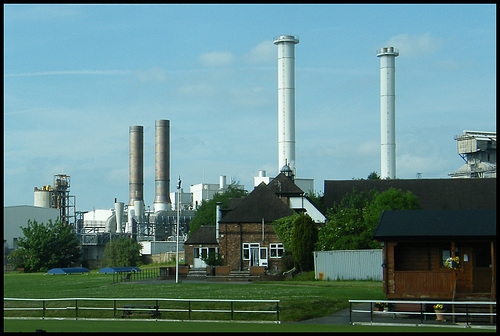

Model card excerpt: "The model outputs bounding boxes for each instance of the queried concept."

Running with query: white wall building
[4,205,60,259]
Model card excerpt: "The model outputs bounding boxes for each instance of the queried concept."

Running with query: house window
[243,243,259,260]
[270,243,284,258]
[441,249,451,267]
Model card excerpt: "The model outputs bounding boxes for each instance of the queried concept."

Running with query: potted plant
[433,304,446,321]
[374,302,387,312]
[202,251,221,276]
[445,256,461,270]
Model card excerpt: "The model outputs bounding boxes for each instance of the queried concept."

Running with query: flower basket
[445,256,461,270]
[433,304,446,321]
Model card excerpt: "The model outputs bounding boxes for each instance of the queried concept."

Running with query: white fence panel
[314,249,383,281]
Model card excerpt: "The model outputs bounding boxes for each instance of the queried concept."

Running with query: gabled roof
[219,182,295,224]
[373,209,496,239]
[184,225,218,245]
[267,173,304,196]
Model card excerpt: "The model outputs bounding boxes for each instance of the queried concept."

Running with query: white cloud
[243,40,275,64]
[198,51,235,67]
[5,69,131,77]
[385,33,443,57]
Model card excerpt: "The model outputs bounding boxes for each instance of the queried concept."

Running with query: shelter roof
[219,182,295,224]
[323,178,496,210]
[46,267,90,274]
[373,209,496,239]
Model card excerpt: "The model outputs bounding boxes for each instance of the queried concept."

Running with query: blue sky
[4,4,496,212]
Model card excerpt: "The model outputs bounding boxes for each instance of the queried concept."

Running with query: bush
[103,237,142,267]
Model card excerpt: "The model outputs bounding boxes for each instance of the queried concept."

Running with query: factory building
[3,205,60,268]
[449,131,496,178]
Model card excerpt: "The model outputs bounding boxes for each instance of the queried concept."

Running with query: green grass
[4,319,494,333]
[4,272,383,322]
[4,271,494,332]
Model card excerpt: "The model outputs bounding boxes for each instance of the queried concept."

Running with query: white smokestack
[115,202,124,233]
[274,35,299,175]
[377,47,399,179]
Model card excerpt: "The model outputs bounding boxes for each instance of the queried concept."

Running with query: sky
[4,4,496,212]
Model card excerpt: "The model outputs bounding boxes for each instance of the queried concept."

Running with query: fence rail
[4,298,280,323]
[111,268,159,284]
[349,299,496,326]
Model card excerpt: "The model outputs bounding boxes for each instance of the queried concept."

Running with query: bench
[121,305,161,319]
[120,273,132,282]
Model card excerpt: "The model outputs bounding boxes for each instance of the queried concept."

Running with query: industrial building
[449,131,496,178]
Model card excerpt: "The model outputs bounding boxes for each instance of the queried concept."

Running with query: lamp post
[176,176,181,284]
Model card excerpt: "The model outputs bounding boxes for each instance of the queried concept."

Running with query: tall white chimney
[377,47,399,179]
[274,35,299,175]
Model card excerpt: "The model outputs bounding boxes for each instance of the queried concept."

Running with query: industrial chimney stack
[377,47,399,179]
[274,35,299,175]
[154,119,172,212]
[129,125,144,206]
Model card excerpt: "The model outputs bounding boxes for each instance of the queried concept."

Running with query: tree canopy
[14,219,81,272]
[188,182,247,236]
[103,237,142,267]
[316,187,421,251]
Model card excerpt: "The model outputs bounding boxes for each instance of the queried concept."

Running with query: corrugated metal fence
[314,249,383,281]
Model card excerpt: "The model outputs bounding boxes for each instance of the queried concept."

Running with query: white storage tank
[34,186,52,208]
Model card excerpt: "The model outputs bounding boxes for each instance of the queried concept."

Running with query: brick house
[184,172,324,272]
[218,181,295,272]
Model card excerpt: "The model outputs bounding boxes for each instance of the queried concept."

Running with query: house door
[472,243,492,293]
[250,244,260,267]
[259,247,268,267]
[194,247,217,269]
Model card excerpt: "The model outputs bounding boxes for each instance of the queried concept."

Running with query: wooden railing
[394,271,453,297]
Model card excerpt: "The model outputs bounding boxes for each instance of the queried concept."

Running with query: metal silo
[34,185,52,208]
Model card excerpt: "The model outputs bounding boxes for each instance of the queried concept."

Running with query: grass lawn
[4,319,494,333]
[4,271,383,322]
[3,271,495,332]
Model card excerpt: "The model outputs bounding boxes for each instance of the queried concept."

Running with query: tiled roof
[268,173,304,195]
[184,225,217,244]
[219,182,295,223]
[324,178,496,210]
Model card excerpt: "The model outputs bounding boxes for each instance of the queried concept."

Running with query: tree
[317,187,421,251]
[188,182,247,236]
[271,213,299,252]
[291,213,318,272]
[103,237,142,267]
[15,219,81,272]
[367,171,381,180]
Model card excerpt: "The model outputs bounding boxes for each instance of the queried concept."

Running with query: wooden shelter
[373,209,496,301]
